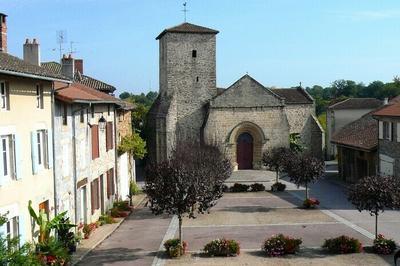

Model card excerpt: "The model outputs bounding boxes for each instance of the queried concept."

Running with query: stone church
[148,22,324,170]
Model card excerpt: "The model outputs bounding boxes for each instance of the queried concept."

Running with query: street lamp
[98,115,106,131]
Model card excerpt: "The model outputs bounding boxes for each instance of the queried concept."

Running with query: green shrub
[322,235,362,254]
[36,237,70,265]
[262,234,302,256]
[271,182,286,192]
[163,239,187,258]
[99,214,116,225]
[113,200,131,211]
[203,238,240,257]
[230,183,249,193]
[250,183,265,192]
[373,234,396,255]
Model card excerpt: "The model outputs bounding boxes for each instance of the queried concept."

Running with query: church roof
[211,74,284,108]
[156,22,219,40]
[271,88,313,104]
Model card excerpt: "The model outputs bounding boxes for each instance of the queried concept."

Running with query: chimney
[74,59,83,74]
[384,97,389,105]
[61,54,75,79]
[0,13,7,53]
[23,38,41,66]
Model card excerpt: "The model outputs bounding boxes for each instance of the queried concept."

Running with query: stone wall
[159,32,217,145]
[54,102,117,224]
[116,109,132,144]
[378,118,400,178]
[204,107,290,169]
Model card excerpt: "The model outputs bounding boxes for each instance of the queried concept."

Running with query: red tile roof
[331,112,378,151]
[328,98,382,110]
[372,101,400,117]
[54,81,120,105]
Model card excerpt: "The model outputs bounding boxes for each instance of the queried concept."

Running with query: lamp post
[98,115,106,131]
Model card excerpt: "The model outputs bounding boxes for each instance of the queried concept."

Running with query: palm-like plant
[28,201,75,244]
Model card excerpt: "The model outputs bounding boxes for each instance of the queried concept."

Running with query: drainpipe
[113,105,119,198]
[72,103,91,225]
[51,82,57,217]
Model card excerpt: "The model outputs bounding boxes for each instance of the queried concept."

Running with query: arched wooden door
[237,132,253,169]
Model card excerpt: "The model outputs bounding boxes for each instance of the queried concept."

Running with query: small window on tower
[192,50,197,58]
[196,77,199,82]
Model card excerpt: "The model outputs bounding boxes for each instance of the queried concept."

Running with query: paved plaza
[78,169,400,266]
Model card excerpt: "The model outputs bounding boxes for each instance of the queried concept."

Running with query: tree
[287,153,324,200]
[289,133,305,153]
[145,143,232,244]
[262,147,292,184]
[0,213,42,265]
[348,175,400,239]
[119,92,131,100]
[118,132,147,159]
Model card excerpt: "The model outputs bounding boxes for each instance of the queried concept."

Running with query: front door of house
[80,186,87,224]
[237,132,253,169]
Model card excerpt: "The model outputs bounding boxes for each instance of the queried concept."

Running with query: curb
[72,195,148,265]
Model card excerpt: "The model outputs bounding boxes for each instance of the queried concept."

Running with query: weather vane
[182,2,189,22]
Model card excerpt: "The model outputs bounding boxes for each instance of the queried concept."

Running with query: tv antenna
[182,2,189,22]
[69,41,78,56]
[56,30,67,60]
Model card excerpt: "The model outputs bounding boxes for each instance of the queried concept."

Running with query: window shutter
[91,125,99,159]
[389,122,392,141]
[378,121,383,139]
[31,131,38,174]
[14,134,22,179]
[5,81,10,110]
[111,169,115,195]
[397,123,400,142]
[106,122,113,151]
[107,170,111,199]
[91,181,95,214]
[18,214,25,245]
[46,129,53,169]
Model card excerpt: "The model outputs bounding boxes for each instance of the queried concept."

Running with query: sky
[2,0,400,95]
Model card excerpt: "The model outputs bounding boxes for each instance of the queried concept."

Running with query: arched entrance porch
[226,121,267,170]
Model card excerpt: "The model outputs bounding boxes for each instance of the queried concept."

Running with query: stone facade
[54,102,117,224]
[116,109,132,144]
[148,23,324,167]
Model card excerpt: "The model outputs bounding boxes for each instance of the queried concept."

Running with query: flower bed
[322,235,362,254]
[250,183,265,192]
[373,234,396,255]
[262,234,302,256]
[303,198,320,209]
[271,182,286,192]
[164,239,187,258]
[230,183,249,193]
[203,238,240,257]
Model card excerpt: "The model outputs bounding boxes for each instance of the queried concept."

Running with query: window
[107,105,110,116]
[106,122,113,151]
[196,76,199,82]
[62,104,68,125]
[91,178,100,214]
[192,50,197,58]
[36,84,43,109]
[383,121,391,140]
[106,168,115,198]
[1,81,9,110]
[91,125,99,159]
[6,216,19,244]
[36,130,48,169]
[1,135,16,180]
[80,110,84,123]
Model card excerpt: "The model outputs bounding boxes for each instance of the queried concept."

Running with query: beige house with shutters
[0,12,70,243]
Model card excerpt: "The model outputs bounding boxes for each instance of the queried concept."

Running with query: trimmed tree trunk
[305,183,309,200]
[375,213,378,239]
[178,216,183,245]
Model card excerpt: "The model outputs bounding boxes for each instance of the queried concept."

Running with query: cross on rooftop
[182,2,189,22]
